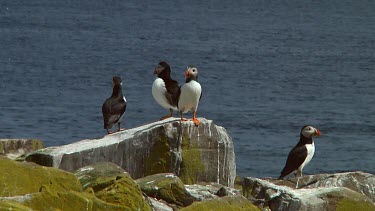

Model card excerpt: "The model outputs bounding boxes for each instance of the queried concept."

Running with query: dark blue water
[1,1,374,178]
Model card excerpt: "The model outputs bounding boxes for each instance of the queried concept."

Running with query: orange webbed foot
[192,118,200,126]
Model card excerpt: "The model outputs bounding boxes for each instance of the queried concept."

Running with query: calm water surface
[1,1,374,178]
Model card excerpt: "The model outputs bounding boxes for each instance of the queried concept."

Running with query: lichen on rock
[180,195,260,211]
[136,173,195,207]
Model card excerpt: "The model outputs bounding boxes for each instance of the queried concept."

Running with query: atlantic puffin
[278,125,321,179]
[102,76,127,134]
[152,61,180,120]
[178,66,202,126]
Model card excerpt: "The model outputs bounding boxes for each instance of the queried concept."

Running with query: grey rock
[185,183,241,201]
[0,139,44,160]
[243,173,375,211]
[26,118,236,187]
[135,173,194,207]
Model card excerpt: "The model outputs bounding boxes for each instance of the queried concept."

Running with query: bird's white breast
[152,78,177,110]
[178,80,202,113]
[299,142,315,171]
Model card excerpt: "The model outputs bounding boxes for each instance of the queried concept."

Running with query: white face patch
[301,126,317,138]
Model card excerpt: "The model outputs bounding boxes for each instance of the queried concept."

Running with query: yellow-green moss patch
[180,195,259,211]
[136,173,194,207]
[0,156,82,197]
[179,135,205,185]
[144,135,171,175]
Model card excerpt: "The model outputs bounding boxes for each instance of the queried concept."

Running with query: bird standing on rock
[152,61,181,120]
[102,77,127,134]
[279,125,321,179]
[178,66,202,126]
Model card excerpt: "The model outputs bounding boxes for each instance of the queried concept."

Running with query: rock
[136,173,195,207]
[0,186,132,211]
[0,156,81,197]
[0,157,135,210]
[185,183,241,201]
[26,118,236,187]
[148,197,174,211]
[270,171,375,202]
[0,139,44,160]
[180,195,260,211]
[74,162,152,210]
[242,174,375,211]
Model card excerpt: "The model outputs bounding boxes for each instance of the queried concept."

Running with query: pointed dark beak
[153,68,158,75]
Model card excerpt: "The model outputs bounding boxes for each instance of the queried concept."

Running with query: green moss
[144,135,171,175]
[136,173,194,206]
[335,198,375,211]
[179,135,205,185]
[95,177,151,210]
[30,139,44,151]
[180,195,260,211]
[0,156,82,197]
[18,186,127,211]
[0,200,31,210]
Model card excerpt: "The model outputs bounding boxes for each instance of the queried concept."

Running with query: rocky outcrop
[136,173,195,208]
[26,118,236,187]
[180,195,260,211]
[0,157,149,210]
[185,183,241,201]
[0,139,44,160]
[74,162,151,210]
[242,172,375,211]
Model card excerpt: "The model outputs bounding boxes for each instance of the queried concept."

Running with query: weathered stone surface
[74,162,152,210]
[136,173,195,207]
[180,195,260,211]
[243,174,375,211]
[0,157,136,210]
[0,156,81,197]
[26,118,236,187]
[0,139,44,160]
[185,183,241,201]
[269,171,375,202]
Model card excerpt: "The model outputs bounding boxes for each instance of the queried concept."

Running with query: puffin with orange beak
[279,125,321,179]
[178,66,202,126]
[152,61,180,120]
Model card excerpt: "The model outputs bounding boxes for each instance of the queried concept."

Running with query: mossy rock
[95,177,151,210]
[136,173,195,207]
[179,135,205,185]
[144,134,172,175]
[0,200,31,211]
[319,188,375,211]
[180,195,260,211]
[1,185,128,211]
[74,162,151,210]
[0,156,82,197]
[74,162,130,191]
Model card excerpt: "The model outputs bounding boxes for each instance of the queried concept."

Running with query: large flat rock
[0,139,44,159]
[26,118,236,187]
[242,172,375,211]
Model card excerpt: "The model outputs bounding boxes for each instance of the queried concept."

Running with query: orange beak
[185,70,189,78]
[315,129,321,136]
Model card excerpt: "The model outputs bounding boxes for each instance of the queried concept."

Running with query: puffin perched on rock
[102,76,127,134]
[152,61,181,120]
[279,125,321,179]
[178,66,202,126]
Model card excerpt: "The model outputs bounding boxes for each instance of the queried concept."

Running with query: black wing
[102,98,126,129]
[278,144,307,179]
[165,79,180,107]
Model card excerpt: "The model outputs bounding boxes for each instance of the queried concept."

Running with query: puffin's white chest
[178,80,202,113]
[152,78,177,110]
[299,142,315,171]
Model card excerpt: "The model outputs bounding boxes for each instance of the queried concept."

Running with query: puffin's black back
[278,126,313,179]
[102,79,126,129]
[157,62,180,107]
